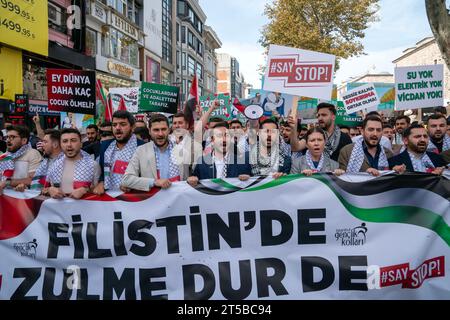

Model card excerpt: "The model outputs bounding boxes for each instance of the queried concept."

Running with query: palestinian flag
[96,79,112,122]
[184,75,199,128]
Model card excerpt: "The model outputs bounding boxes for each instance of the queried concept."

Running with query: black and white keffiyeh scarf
[427,135,450,154]
[305,150,325,172]
[347,138,389,173]
[324,126,341,158]
[250,140,285,176]
[408,151,436,173]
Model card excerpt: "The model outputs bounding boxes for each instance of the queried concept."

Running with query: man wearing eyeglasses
[0,125,42,194]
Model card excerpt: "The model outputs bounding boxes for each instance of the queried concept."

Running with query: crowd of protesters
[0,100,449,198]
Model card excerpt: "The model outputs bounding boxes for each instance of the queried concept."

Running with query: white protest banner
[109,87,140,113]
[395,64,444,111]
[0,174,449,300]
[342,83,380,115]
[263,44,335,100]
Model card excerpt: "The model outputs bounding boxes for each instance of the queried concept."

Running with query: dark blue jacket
[388,150,445,172]
[98,137,146,182]
[193,152,252,180]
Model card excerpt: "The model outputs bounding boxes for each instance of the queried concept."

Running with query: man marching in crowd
[315,103,353,161]
[426,114,449,154]
[250,118,291,178]
[30,129,64,192]
[188,121,252,186]
[121,114,189,191]
[389,124,446,175]
[46,128,100,199]
[0,125,42,194]
[393,115,411,145]
[94,110,145,195]
[339,116,394,176]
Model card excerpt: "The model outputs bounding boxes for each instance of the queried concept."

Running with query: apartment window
[188,30,194,48]
[85,28,97,57]
[176,23,180,42]
[176,50,180,69]
[127,0,134,20]
[197,42,203,57]
[177,0,186,16]
[181,26,186,43]
[116,0,126,15]
[182,53,186,70]
[48,2,67,34]
[188,55,195,76]
[108,29,139,67]
[147,58,161,83]
[162,0,173,63]
[196,63,203,80]
[188,8,194,22]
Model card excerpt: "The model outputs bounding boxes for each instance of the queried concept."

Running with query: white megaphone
[244,104,264,120]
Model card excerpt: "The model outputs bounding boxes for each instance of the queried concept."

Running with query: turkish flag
[113,160,129,175]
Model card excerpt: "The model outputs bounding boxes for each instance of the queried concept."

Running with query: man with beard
[389,124,445,175]
[0,125,42,194]
[122,114,189,191]
[82,124,99,148]
[93,110,145,195]
[393,115,410,144]
[30,129,64,192]
[250,118,291,177]
[280,120,302,158]
[187,122,252,185]
[426,114,449,154]
[46,128,100,199]
[339,116,394,176]
[83,121,113,159]
[286,103,351,160]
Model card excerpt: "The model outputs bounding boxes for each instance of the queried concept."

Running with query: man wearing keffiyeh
[389,124,446,175]
[339,116,394,176]
[31,129,64,193]
[46,128,100,199]
[426,114,450,154]
[249,118,291,178]
[0,125,42,194]
[287,103,353,160]
[94,110,145,195]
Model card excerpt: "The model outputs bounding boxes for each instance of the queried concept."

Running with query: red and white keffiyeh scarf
[46,150,96,189]
[0,143,31,181]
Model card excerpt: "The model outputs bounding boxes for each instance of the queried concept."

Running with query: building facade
[203,25,222,96]
[217,53,246,99]
[86,0,145,90]
[175,0,206,104]
[0,0,222,128]
[1,0,96,128]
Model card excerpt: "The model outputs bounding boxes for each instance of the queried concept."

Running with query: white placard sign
[395,64,444,111]
[263,44,335,100]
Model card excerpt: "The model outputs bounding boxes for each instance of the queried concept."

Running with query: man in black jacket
[389,124,446,175]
